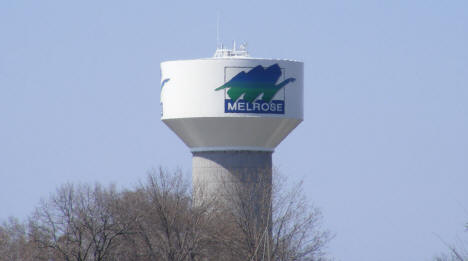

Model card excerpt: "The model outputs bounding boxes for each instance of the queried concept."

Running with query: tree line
[0,169,332,261]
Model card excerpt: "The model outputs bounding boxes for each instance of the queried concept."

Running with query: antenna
[216,12,220,49]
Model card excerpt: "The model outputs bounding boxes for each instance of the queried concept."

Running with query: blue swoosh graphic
[161,78,170,89]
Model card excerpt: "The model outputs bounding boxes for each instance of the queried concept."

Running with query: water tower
[160,45,303,206]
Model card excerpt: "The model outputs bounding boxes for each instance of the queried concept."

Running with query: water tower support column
[192,150,272,209]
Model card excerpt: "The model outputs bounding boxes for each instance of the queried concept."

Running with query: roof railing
[213,41,249,58]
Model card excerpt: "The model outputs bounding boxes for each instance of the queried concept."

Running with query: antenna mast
[216,12,220,49]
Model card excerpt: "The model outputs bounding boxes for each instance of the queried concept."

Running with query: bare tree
[29,183,134,261]
[434,253,466,261]
[120,168,216,261]
[433,226,468,261]
[0,217,24,260]
[0,217,51,261]
[0,217,30,261]
[1,168,332,261]
[433,242,468,261]
[212,170,332,261]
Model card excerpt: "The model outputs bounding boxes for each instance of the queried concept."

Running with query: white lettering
[226,99,284,114]
[277,103,283,112]
[238,102,245,111]
[270,103,276,111]
[228,102,237,110]
[246,102,253,111]
[254,102,260,111]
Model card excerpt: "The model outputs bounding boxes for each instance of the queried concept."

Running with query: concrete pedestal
[192,151,272,212]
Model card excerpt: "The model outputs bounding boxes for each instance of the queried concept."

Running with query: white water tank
[160,50,303,152]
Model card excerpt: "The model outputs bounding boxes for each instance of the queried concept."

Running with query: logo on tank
[215,64,295,114]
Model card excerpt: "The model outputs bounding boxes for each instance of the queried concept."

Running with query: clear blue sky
[1,1,467,260]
